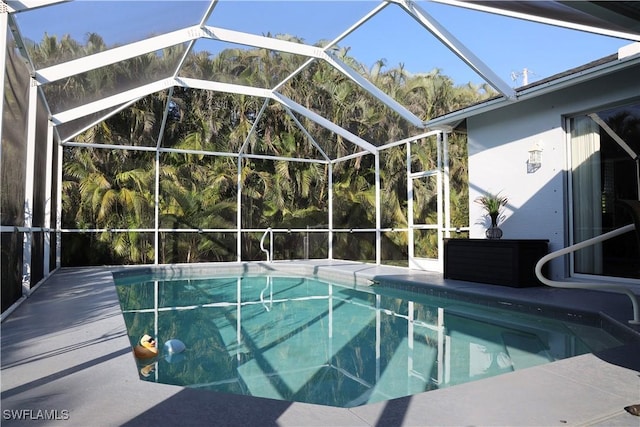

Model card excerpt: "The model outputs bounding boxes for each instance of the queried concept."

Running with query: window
[569,102,640,279]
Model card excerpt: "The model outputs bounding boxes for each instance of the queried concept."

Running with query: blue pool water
[114,272,622,407]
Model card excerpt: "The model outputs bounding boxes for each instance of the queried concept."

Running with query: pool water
[114,273,622,407]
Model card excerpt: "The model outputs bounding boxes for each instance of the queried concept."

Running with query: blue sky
[16,1,632,87]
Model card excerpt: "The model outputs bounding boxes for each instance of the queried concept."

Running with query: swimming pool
[113,265,624,408]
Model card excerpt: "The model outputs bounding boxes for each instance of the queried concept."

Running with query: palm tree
[63,145,155,264]
[52,29,499,266]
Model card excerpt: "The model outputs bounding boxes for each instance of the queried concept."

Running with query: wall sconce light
[527,142,543,173]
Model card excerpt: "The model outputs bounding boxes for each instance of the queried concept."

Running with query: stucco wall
[467,63,640,280]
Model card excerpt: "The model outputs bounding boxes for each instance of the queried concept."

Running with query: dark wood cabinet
[444,239,549,287]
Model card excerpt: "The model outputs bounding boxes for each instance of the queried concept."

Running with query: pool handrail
[534,223,640,325]
[260,276,273,312]
[260,227,273,263]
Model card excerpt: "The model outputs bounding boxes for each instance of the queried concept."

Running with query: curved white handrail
[534,223,640,325]
[260,227,273,263]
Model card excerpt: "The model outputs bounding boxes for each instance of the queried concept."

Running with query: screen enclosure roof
[5,0,640,159]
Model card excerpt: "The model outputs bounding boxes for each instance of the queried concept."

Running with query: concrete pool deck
[2,260,639,426]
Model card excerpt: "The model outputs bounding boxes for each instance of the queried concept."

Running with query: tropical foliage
[32,32,493,265]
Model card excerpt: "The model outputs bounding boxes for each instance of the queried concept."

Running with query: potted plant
[475,192,508,239]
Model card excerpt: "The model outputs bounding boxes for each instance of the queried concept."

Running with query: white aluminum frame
[21,80,38,294]
[394,0,516,100]
[4,1,67,13]
[432,0,640,42]
[43,119,54,273]
[7,0,639,312]
[407,131,449,272]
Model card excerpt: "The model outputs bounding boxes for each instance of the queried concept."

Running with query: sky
[15,0,633,88]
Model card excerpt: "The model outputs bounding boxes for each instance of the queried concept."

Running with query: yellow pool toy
[133,334,158,359]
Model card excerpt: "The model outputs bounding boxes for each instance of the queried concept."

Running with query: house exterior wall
[467,63,640,280]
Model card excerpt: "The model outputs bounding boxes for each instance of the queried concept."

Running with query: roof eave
[424,51,640,129]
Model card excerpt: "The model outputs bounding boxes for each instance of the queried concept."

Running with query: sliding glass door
[569,102,640,279]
